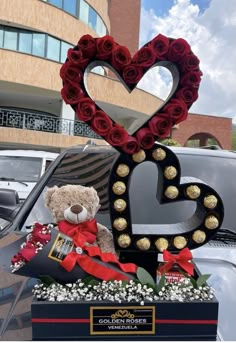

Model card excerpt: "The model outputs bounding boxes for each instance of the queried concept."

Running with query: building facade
[0,0,232,152]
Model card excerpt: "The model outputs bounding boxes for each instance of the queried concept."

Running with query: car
[0,143,236,340]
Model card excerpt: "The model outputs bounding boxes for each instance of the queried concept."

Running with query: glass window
[88,6,97,32]
[4,28,17,50]
[19,31,32,54]
[63,0,76,15]
[47,36,60,61]
[48,0,62,8]
[79,0,89,24]
[60,41,73,63]
[96,16,106,36]
[0,28,3,47]
[0,157,42,182]
[32,33,46,57]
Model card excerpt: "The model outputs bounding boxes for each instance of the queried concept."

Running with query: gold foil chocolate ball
[117,234,131,248]
[155,237,169,252]
[136,237,151,251]
[205,215,219,229]
[192,230,206,244]
[116,164,130,177]
[113,217,127,231]
[114,199,127,212]
[173,236,187,249]
[204,195,218,209]
[164,186,179,199]
[164,166,177,180]
[112,181,126,195]
[152,148,166,161]
[186,185,201,199]
[132,149,146,163]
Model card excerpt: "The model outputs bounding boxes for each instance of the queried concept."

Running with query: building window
[63,0,77,16]
[47,36,60,61]
[0,25,73,64]
[43,0,108,36]
[4,28,17,50]
[19,31,32,54]
[32,33,46,57]
[0,28,3,48]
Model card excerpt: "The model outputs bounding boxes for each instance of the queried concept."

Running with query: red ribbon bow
[58,220,137,281]
[58,219,98,247]
[159,247,194,276]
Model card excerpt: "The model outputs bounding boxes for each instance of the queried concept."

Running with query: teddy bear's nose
[70,204,83,214]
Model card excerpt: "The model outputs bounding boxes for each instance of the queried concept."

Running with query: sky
[139,0,236,123]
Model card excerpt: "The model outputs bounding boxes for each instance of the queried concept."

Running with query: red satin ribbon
[58,219,98,246]
[159,248,194,276]
[58,220,137,280]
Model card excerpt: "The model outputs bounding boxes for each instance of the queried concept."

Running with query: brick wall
[108,0,141,55]
[172,113,232,149]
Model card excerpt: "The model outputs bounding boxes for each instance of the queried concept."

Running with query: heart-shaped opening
[129,161,197,235]
[85,62,174,135]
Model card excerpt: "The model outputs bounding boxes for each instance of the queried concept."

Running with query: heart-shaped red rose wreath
[60,33,202,154]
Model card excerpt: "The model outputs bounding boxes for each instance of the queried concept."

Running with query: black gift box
[31,297,218,341]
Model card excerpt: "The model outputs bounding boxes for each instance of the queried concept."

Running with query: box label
[90,306,155,335]
[48,232,74,262]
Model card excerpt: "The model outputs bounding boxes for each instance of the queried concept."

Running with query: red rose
[60,63,83,84]
[96,35,116,60]
[32,229,51,245]
[121,137,140,154]
[91,110,113,136]
[67,48,89,69]
[19,243,37,262]
[61,82,85,105]
[111,45,131,72]
[133,46,156,67]
[180,71,202,88]
[77,34,97,58]
[136,128,155,149]
[175,87,198,105]
[168,38,191,62]
[162,99,188,124]
[105,124,129,147]
[76,97,96,122]
[148,114,172,138]
[149,34,169,59]
[122,64,143,85]
[179,53,200,73]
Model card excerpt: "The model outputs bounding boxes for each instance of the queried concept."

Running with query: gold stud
[204,195,218,209]
[186,185,201,199]
[155,237,169,252]
[164,186,179,199]
[112,181,126,195]
[164,166,177,180]
[116,164,130,177]
[192,230,206,244]
[117,234,131,248]
[136,237,151,251]
[152,148,166,161]
[173,236,187,249]
[113,218,127,231]
[132,149,146,163]
[114,199,127,212]
[205,215,219,229]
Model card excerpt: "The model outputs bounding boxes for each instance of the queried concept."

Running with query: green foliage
[39,275,57,287]
[159,138,181,146]
[137,267,156,286]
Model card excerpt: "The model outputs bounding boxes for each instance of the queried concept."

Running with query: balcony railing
[0,108,102,140]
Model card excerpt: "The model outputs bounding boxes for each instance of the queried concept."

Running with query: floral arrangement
[10,223,52,273]
[60,34,202,154]
[32,269,214,304]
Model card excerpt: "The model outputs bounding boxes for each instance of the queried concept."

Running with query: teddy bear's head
[44,184,100,224]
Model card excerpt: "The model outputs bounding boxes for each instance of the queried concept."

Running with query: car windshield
[0,157,42,182]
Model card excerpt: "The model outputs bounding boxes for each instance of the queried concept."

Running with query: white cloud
[139,0,236,122]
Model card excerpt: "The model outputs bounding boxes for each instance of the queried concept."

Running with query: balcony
[0,107,102,140]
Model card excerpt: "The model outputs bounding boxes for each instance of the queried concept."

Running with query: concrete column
[60,101,75,135]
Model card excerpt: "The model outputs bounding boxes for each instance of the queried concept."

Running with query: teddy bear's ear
[90,187,101,216]
[44,186,59,208]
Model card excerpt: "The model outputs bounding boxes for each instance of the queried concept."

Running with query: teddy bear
[44,184,116,254]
